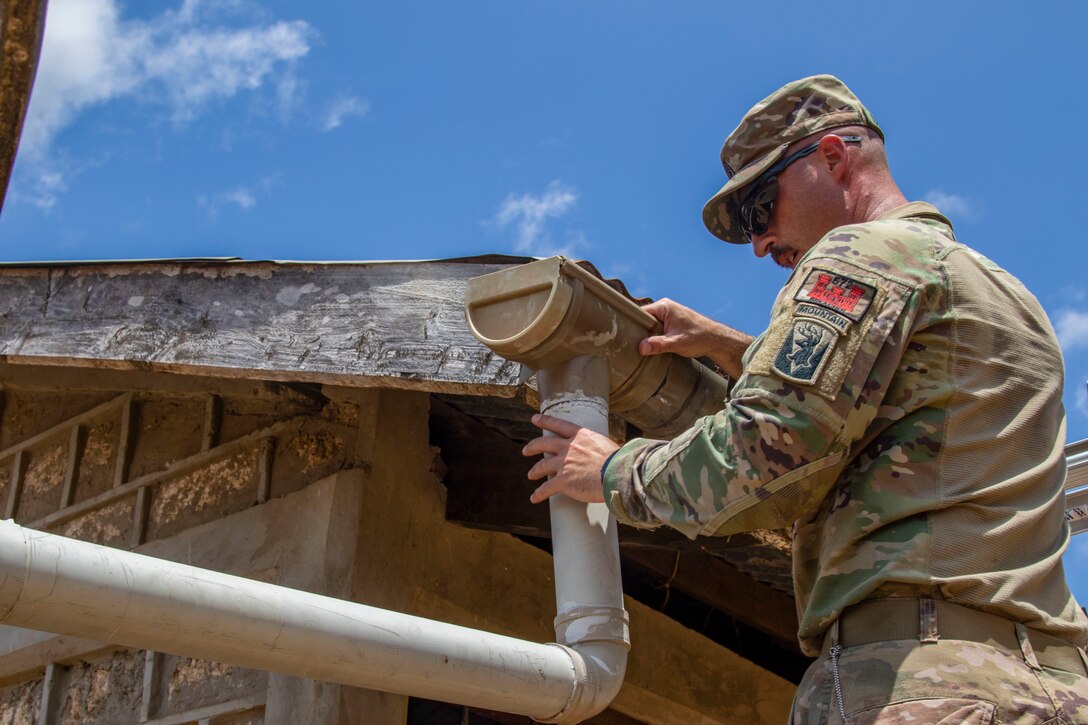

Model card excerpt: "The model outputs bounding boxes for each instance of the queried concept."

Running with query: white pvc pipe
[538,355,630,722]
[0,520,583,721]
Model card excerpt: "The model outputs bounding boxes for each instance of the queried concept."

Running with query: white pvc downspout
[538,355,630,721]
[0,358,629,723]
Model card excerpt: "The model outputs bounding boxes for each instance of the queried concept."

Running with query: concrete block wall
[0,371,363,725]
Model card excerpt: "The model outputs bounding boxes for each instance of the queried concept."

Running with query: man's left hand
[523,414,620,504]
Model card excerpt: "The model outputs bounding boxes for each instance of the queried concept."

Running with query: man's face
[747,163,822,269]
[743,135,854,268]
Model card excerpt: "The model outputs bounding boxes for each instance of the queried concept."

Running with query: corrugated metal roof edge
[0,254,539,268]
[1067,438,1088,494]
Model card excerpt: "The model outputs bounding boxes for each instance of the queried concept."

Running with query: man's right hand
[639,298,754,381]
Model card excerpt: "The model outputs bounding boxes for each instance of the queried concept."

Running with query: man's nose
[751,232,775,258]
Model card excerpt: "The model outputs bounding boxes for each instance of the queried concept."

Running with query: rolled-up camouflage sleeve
[602,244,920,539]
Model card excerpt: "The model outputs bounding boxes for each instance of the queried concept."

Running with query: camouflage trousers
[790,638,1088,724]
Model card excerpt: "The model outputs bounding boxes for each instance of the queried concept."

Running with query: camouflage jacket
[602,202,1087,656]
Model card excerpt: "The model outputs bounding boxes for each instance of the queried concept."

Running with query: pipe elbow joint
[539,605,630,724]
[540,641,629,724]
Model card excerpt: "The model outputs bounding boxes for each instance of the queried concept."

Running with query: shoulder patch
[795,302,852,335]
[773,319,837,385]
[794,269,876,321]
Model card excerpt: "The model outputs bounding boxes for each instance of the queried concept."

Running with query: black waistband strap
[821,598,1088,678]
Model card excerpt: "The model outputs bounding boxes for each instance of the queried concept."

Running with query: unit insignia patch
[773,319,837,384]
[794,269,877,322]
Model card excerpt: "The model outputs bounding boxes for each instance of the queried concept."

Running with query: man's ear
[817,134,849,181]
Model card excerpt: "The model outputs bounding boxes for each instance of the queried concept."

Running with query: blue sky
[3,1,1088,600]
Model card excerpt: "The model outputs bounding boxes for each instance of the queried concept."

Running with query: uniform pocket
[847,697,995,724]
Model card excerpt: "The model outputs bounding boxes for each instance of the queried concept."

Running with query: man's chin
[769,243,797,269]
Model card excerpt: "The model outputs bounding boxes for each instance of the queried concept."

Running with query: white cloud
[21,0,138,160]
[1076,383,1088,420]
[322,96,370,131]
[258,172,283,195]
[27,0,313,156]
[922,190,976,220]
[492,180,585,255]
[1058,286,1088,305]
[275,69,304,122]
[1056,309,1088,352]
[143,22,311,121]
[198,183,261,221]
[13,0,313,207]
[20,169,68,210]
[223,187,256,210]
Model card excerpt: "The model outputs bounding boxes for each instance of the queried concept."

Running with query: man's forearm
[704,326,754,380]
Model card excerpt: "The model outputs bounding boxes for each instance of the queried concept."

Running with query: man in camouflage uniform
[523,75,1088,722]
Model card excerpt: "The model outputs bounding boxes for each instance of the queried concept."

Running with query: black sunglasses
[736,135,862,241]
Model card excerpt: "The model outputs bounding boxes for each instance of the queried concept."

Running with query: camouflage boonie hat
[703,74,884,244]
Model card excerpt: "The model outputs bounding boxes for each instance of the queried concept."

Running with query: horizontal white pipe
[0,520,584,721]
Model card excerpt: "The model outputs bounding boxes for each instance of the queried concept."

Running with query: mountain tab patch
[795,302,852,335]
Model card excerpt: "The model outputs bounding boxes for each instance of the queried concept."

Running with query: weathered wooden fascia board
[0,362,325,406]
[0,262,524,395]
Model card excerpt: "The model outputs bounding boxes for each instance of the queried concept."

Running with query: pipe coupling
[537,643,589,724]
[553,605,630,648]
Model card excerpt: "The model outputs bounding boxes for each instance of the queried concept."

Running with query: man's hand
[639,298,754,380]
[522,414,620,504]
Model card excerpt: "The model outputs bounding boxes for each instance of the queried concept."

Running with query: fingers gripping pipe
[536,355,631,723]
